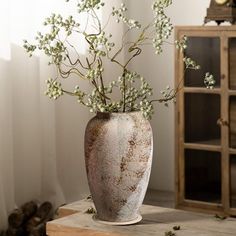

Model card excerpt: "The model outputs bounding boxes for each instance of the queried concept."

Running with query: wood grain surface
[47,200,236,236]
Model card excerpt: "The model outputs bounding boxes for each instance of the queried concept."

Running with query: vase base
[92,214,142,226]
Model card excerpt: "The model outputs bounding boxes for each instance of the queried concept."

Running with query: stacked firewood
[1,201,54,236]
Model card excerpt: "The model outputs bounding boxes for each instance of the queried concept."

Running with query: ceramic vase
[84,112,153,225]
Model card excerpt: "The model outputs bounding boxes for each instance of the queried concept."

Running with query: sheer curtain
[0,0,88,229]
[0,0,124,229]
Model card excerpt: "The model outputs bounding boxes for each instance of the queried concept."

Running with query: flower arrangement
[23,0,215,119]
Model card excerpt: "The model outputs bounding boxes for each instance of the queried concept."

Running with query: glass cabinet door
[229,38,236,90]
[185,149,221,203]
[176,27,236,216]
[230,97,236,148]
[229,38,236,210]
[184,37,221,88]
[231,155,236,208]
[184,93,221,145]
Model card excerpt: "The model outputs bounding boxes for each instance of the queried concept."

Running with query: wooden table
[47,199,236,236]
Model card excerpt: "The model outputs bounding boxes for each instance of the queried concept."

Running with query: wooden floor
[47,195,236,236]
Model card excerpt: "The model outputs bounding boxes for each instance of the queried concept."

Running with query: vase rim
[97,111,141,115]
[96,111,142,118]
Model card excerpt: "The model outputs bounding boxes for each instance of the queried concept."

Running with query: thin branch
[98,58,109,104]
[92,9,102,33]
[57,65,85,79]
[84,14,90,32]
[106,28,132,69]
[151,70,186,103]
[66,54,88,69]
[111,57,125,68]
[102,12,113,31]
[151,88,178,103]
[91,78,110,101]
[124,47,142,68]
[65,47,89,70]
[61,89,84,103]
[122,69,127,112]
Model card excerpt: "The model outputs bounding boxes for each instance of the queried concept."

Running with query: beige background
[0,3,214,229]
[56,1,212,200]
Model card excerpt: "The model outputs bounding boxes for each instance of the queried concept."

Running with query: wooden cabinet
[175,26,236,216]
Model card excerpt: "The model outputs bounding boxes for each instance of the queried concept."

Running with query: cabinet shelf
[183,199,222,208]
[175,26,236,216]
[229,148,236,155]
[184,87,221,94]
[184,140,221,152]
[229,90,236,96]
[185,195,221,204]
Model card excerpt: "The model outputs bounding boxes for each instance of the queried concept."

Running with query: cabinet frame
[175,26,236,216]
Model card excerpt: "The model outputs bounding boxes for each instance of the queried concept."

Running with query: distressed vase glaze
[84,112,153,225]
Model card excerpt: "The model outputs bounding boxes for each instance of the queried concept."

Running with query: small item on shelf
[85,207,96,214]
[215,214,227,220]
[173,225,181,231]
[86,194,92,200]
[165,231,176,236]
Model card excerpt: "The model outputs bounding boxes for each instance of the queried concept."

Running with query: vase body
[84,112,153,224]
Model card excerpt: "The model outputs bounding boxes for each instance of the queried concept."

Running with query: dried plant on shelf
[23,0,215,119]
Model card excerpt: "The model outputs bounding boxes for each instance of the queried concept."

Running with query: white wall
[55,96,91,202]
[126,0,210,191]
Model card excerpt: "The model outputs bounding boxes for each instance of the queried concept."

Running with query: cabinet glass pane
[184,37,220,88]
[230,97,236,148]
[229,38,236,90]
[185,93,221,145]
[231,155,236,208]
[185,149,221,203]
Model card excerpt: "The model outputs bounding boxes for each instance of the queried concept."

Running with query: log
[28,222,46,236]
[25,202,53,235]
[6,201,53,236]
[8,209,24,228]
[21,201,38,221]
[36,202,53,220]
[25,216,41,233]
[6,227,26,236]
[8,201,38,229]
[0,231,6,236]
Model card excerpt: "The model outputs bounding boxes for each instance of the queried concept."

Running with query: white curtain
[0,0,124,229]
[0,0,90,229]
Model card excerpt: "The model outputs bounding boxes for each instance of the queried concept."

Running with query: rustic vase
[84,111,153,225]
